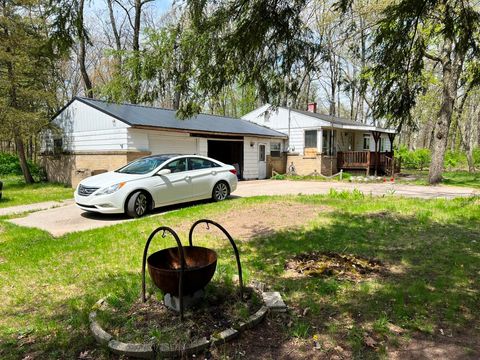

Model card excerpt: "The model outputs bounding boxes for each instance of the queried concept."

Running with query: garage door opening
[207,140,244,179]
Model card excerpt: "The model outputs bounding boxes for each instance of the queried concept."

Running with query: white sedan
[74,154,238,217]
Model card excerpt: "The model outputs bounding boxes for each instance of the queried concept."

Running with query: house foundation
[286,153,338,176]
[41,151,151,188]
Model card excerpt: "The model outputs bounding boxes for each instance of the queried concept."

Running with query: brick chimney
[307,102,317,113]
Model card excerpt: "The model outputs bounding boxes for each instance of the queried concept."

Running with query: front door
[258,143,267,179]
[152,158,192,205]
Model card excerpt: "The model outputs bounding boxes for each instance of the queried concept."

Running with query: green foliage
[182,0,321,117]
[0,153,41,178]
[328,188,365,199]
[474,148,480,168]
[396,146,431,170]
[444,151,467,170]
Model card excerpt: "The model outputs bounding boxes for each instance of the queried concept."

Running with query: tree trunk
[130,0,143,104]
[478,110,480,147]
[107,0,122,53]
[4,24,34,183]
[14,130,34,184]
[428,39,460,185]
[78,0,93,97]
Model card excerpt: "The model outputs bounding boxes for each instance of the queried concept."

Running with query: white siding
[243,105,396,155]
[197,138,208,156]
[243,106,328,155]
[243,136,272,179]
[51,99,130,151]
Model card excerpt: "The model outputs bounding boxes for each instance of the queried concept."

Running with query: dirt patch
[202,202,330,240]
[98,284,262,346]
[388,331,480,360]
[284,251,384,281]
[211,314,352,360]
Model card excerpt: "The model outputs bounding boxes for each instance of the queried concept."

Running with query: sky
[87,0,173,18]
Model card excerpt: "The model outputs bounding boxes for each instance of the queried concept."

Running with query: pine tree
[0,0,57,183]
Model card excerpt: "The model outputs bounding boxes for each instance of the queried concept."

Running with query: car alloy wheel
[213,182,229,201]
[135,193,148,216]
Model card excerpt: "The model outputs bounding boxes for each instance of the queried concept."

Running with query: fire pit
[141,220,244,321]
[147,246,217,296]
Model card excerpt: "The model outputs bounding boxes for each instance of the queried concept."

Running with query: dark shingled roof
[74,97,287,138]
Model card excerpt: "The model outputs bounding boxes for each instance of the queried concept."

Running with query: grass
[0,193,479,358]
[397,170,480,188]
[271,172,351,181]
[0,176,73,208]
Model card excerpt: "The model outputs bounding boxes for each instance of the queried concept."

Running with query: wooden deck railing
[337,151,370,168]
[337,151,398,174]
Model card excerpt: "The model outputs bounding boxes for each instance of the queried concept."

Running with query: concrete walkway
[6,180,479,237]
[0,199,74,217]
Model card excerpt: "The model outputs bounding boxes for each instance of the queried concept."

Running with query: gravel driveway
[7,180,479,236]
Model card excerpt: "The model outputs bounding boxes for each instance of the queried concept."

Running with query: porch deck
[337,151,399,175]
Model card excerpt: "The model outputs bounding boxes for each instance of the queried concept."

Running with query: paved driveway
[235,180,479,199]
[8,180,479,236]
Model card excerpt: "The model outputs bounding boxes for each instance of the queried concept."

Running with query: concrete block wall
[285,154,338,176]
[42,151,151,188]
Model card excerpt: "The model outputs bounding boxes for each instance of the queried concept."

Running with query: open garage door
[208,140,244,179]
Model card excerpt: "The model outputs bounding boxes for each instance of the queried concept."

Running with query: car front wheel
[126,191,149,218]
[212,181,229,202]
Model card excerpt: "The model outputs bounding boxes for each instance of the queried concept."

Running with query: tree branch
[424,51,442,63]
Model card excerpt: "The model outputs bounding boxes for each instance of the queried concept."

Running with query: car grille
[78,184,99,196]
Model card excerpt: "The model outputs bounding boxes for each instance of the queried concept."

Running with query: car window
[188,158,220,170]
[162,158,187,173]
[117,156,170,174]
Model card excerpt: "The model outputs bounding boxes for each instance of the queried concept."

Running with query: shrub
[473,148,480,168]
[396,146,431,170]
[0,152,42,178]
[444,150,466,170]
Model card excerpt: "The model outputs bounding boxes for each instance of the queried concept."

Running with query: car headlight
[94,182,126,196]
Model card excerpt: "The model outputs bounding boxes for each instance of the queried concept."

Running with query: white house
[42,97,287,187]
[242,103,398,176]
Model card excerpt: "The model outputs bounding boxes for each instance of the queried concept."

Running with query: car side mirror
[157,169,171,176]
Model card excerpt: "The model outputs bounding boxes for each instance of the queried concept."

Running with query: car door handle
[184,176,191,181]
[211,171,217,175]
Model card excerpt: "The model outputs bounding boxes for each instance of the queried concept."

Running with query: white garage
[42,97,287,187]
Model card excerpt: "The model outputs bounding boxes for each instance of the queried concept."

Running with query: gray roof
[74,97,287,138]
[286,107,395,133]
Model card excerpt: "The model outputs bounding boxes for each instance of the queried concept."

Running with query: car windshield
[116,155,174,174]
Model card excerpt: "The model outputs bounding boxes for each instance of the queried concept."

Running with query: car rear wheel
[212,181,229,202]
[126,191,149,218]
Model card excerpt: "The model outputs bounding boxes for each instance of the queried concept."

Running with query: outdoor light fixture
[250,141,254,147]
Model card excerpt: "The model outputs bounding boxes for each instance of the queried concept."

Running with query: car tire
[212,181,229,202]
[126,191,149,218]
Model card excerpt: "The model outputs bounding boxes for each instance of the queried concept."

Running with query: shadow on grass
[238,209,480,358]
[78,197,236,222]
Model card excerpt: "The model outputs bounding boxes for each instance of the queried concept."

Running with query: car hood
[78,171,149,188]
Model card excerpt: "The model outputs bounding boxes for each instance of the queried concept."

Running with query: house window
[379,137,385,152]
[270,142,281,157]
[363,134,370,150]
[322,130,336,155]
[53,138,63,154]
[304,130,317,148]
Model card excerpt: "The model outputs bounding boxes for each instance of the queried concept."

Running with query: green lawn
[0,193,479,359]
[397,170,480,188]
[0,176,73,208]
